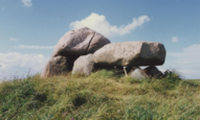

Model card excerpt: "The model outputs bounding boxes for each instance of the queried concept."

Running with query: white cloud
[167,44,200,79]
[10,37,17,41]
[70,13,150,37]
[21,0,32,7]
[0,52,50,81]
[171,36,178,43]
[18,45,55,49]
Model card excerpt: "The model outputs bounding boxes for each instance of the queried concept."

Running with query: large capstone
[93,41,166,67]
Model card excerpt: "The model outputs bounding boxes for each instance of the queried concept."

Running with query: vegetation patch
[0,69,200,119]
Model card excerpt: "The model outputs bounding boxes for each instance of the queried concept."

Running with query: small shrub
[150,70,182,93]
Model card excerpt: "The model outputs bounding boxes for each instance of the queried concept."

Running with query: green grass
[0,69,200,120]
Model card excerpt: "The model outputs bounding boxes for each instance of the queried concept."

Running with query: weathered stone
[40,56,72,78]
[144,66,163,78]
[52,27,110,57]
[130,68,149,80]
[93,41,166,67]
[72,54,94,76]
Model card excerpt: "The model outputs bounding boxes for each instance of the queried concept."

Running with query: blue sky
[0,0,200,80]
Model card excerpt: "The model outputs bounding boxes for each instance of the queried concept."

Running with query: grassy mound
[0,69,200,119]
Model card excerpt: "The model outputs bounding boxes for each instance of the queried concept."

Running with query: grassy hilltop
[0,69,200,120]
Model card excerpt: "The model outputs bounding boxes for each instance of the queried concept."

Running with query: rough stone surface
[93,41,166,67]
[52,27,110,57]
[144,66,163,78]
[40,56,72,78]
[130,68,149,80]
[72,54,94,76]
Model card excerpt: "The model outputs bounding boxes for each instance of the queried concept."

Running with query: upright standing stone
[41,56,72,78]
[72,54,94,76]
[130,68,149,80]
[144,66,163,78]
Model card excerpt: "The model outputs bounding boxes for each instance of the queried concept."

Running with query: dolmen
[41,27,110,77]
[41,27,166,80]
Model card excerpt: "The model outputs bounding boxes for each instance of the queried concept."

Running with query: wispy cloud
[18,45,54,49]
[0,52,49,80]
[10,37,18,41]
[0,52,48,69]
[167,44,200,79]
[70,13,150,37]
[171,36,178,43]
[2,7,5,11]
[21,0,32,7]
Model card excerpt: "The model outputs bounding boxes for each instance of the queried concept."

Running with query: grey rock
[40,56,72,78]
[93,41,166,67]
[52,27,110,57]
[144,66,163,78]
[130,68,149,80]
[72,54,94,76]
